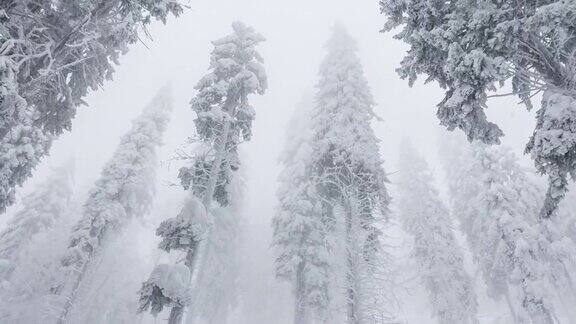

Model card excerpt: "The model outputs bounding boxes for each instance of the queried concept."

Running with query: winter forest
[1,0,576,323]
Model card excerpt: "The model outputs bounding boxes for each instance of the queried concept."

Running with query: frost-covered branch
[0,0,182,213]
[380,0,576,216]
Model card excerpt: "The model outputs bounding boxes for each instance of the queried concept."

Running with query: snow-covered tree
[397,141,478,324]
[0,160,74,282]
[312,24,390,324]
[273,93,333,323]
[380,0,576,217]
[0,0,182,213]
[138,22,267,324]
[0,202,81,323]
[274,25,391,324]
[440,135,575,323]
[53,87,173,322]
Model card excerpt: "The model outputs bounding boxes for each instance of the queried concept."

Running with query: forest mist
[1,0,574,323]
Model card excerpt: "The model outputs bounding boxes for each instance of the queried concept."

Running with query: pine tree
[397,141,478,324]
[380,0,576,217]
[274,25,391,324]
[53,87,173,323]
[440,136,572,323]
[0,0,182,213]
[273,93,333,323]
[312,24,390,324]
[0,161,74,282]
[138,22,267,324]
[0,203,81,323]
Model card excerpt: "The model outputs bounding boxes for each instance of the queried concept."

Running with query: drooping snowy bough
[273,25,393,324]
[138,22,267,324]
[53,87,173,323]
[397,142,478,324]
[380,0,576,217]
[0,0,182,213]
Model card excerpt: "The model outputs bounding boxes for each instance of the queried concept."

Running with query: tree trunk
[168,305,184,324]
[294,261,308,324]
[182,240,201,324]
[170,92,238,324]
[56,262,89,324]
[344,195,361,324]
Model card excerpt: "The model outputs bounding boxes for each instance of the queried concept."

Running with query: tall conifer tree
[397,142,478,324]
[274,25,391,324]
[54,87,173,322]
[0,161,74,282]
[138,22,267,324]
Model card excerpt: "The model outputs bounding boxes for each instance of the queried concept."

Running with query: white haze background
[0,0,541,322]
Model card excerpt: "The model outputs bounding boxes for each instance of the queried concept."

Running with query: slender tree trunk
[168,305,184,324]
[344,195,361,324]
[202,124,231,209]
[294,261,308,324]
[170,92,238,324]
[345,269,359,324]
[182,240,201,324]
[56,262,89,324]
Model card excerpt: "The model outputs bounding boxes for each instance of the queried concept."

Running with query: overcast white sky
[2,0,543,322]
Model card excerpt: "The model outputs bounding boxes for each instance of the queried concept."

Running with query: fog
[1,0,556,323]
